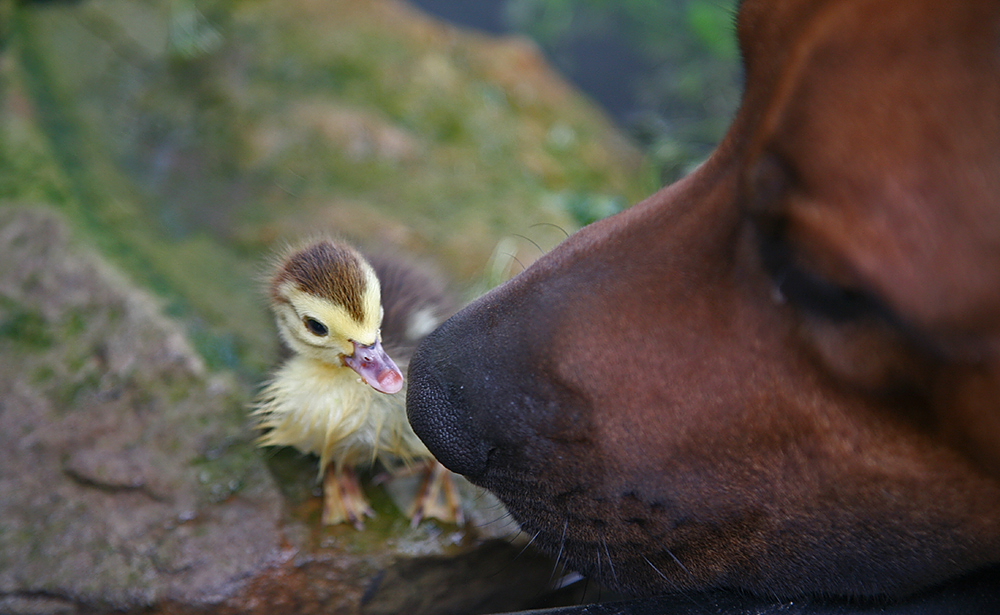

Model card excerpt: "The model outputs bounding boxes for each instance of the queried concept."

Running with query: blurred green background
[415,0,741,181]
[0,0,742,611]
[1,0,739,380]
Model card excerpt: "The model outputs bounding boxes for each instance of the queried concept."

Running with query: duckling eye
[303,317,329,337]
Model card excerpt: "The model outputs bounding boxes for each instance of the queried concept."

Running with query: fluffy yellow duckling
[253,238,462,528]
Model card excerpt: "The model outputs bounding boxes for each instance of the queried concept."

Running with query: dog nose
[406,314,493,479]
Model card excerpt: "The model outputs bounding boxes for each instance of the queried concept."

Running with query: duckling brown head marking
[271,240,369,323]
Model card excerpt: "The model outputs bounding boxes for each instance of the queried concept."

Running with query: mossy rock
[0,0,653,611]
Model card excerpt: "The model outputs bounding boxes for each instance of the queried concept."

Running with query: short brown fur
[407,0,1000,601]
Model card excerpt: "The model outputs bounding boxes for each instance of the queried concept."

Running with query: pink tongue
[344,339,404,394]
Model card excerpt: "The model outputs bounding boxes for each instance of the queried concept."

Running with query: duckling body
[256,355,426,471]
[253,238,460,527]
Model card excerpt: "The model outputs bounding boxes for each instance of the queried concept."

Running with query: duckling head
[269,239,403,394]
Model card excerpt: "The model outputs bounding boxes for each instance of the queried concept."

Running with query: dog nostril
[406,339,491,480]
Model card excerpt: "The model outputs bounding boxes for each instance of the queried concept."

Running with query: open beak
[344,338,404,394]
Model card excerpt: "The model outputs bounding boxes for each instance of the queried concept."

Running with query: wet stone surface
[0,207,574,614]
[0,206,284,610]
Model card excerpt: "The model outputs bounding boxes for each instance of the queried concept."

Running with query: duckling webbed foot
[407,460,465,527]
[323,464,375,529]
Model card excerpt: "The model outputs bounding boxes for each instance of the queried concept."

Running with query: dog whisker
[501,252,527,274]
[512,530,541,562]
[529,221,570,239]
[663,546,694,579]
[642,555,703,610]
[601,536,619,587]
[512,233,546,257]
[549,518,570,585]
[551,570,585,590]
[473,508,514,528]
[486,529,543,580]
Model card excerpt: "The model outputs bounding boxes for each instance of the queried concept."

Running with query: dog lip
[406,337,491,479]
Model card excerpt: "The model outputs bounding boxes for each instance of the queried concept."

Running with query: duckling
[253,238,463,528]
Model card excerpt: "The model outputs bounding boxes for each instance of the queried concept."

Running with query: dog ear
[734,3,1000,482]
[741,2,1000,336]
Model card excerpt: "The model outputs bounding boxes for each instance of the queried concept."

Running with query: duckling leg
[408,460,465,527]
[322,464,375,529]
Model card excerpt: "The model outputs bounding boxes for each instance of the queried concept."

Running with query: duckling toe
[407,460,465,527]
[322,464,375,529]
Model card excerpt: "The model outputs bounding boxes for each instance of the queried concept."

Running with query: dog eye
[303,317,329,336]
[745,154,892,324]
[756,224,887,323]
[771,258,883,322]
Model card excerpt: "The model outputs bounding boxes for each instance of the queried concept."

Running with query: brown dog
[407,0,1000,601]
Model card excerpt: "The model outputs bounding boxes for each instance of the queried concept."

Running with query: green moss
[32,364,55,384]
[62,309,89,337]
[0,298,52,349]
[261,447,319,507]
[52,370,102,409]
[6,0,654,386]
[191,436,261,503]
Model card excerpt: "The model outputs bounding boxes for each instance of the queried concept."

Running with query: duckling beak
[344,339,404,394]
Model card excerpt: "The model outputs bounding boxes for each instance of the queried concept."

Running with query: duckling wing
[365,253,458,364]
